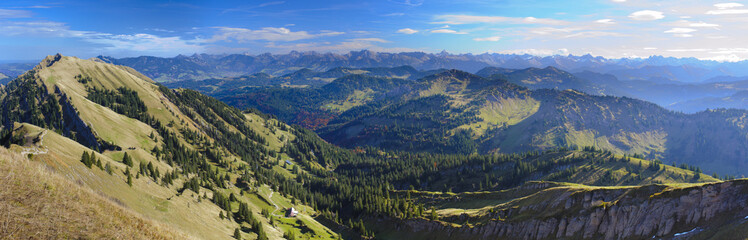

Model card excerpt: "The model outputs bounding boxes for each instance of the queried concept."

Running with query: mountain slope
[0,73,8,85]
[213,69,748,176]
[0,54,340,240]
[0,146,188,239]
[669,90,748,113]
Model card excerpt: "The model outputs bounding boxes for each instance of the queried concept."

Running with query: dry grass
[0,147,191,240]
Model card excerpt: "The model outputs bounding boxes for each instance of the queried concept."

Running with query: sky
[1,0,748,61]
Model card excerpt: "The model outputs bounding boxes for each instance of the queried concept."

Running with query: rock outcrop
[402,180,748,240]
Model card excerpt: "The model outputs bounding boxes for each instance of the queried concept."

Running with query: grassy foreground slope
[0,147,188,239]
[6,122,247,239]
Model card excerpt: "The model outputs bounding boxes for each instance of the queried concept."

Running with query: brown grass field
[0,147,191,240]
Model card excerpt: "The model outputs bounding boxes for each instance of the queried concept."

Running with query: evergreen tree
[233,228,242,240]
[126,167,133,187]
[96,157,103,170]
[123,152,133,167]
[284,230,297,239]
[80,151,92,168]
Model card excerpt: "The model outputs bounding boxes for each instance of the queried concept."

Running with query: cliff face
[402,180,748,240]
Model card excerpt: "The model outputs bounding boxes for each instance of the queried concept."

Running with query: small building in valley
[286,207,298,217]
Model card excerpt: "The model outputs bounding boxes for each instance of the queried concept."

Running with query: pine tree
[80,151,92,168]
[284,230,297,239]
[123,152,133,167]
[96,157,103,170]
[430,207,438,221]
[233,228,242,240]
[126,167,133,187]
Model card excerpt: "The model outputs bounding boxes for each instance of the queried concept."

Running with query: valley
[195,68,748,177]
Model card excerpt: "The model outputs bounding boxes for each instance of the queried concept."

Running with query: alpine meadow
[1,1,748,240]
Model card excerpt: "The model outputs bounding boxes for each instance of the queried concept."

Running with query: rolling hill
[0,73,8,85]
[213,70,748,176]
[164,65,445,93]
[1,54,745,240]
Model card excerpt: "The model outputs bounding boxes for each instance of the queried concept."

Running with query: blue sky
[1,0,747,61]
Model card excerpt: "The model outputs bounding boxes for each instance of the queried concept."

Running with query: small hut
[286,207,299,217]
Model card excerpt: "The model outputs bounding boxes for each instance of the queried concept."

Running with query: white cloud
[83,33,205,53]
[473,36,501,42]
[701,54,742,62]
[390,0,423,7]
[611,0,626,2]
[351,38,390,43]
[706,8,748,14]
[526,27,581,36]
[266,38,418,53]
[564,31,626,38]
[430,29,467,34]
[667,48,709,52]
[643,47,657,50]
[493,48,570,56]
[707,3,748,14]
[689,22,719,27]
[596,19,615,24]
[714,3,744,9]
[351,30,375,35]
[384,12,405,17]
[0,9,32,18]
[397,28,418,34]
[664,28,697,33]
[434,14,568,25]
[258,1,285,7]
[208,27,344,42]
[0,19,205,56]
[709,48,748,54]
[673,34,693,37]
[0,21,81,37]
[628,10,665,21]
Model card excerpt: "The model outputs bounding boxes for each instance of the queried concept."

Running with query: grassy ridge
[0,147,189,239]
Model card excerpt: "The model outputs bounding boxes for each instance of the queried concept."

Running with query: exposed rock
[401,180,748,240]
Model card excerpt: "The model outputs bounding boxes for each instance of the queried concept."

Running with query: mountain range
[94,51,748,83]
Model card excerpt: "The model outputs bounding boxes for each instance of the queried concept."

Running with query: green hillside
[214,69,748,176]
[0,54,339,240]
